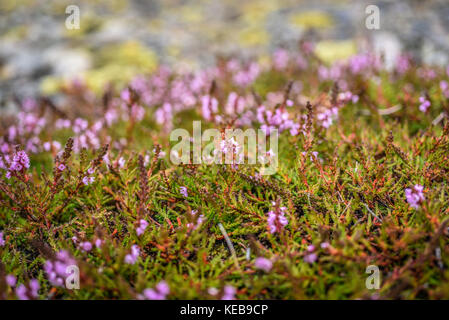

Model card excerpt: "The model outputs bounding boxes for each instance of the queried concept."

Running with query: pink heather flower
[273,49,289,70]
[201,95,218,121]
[180,186,188,198]
[302,151,319,161]
[396,54,411,74]
[82,176,95,185]
[320,242,330,249]
[317,107,338,128]
[307,245,315,252]
[267,202,288,234]
[220,137,239,154]
[142,281,170,300]
[225,92,245,115]
[44,250,77,287]
[232,62,260,87]
[0,231,5,246]
[55,119,71,129]
[16,284,28,300]
[87,167,95,175]
[136,219,149,236]
[143,281,170,300]
[440,81,449,98]
[221,285,236,300]
[348,54,373,74]
[121,88,131,103]
[419,96,431,112]
[58,164,66,171]
[186,210,204,231]
[6,274,17,287]
[44,141,62,152]
[405,184,425,209]
[254,257,273,272]
[131,103,145,121]
[73,118,88,134]
[7,150,30,177]
[155,102,173,131]
[29,279,39,297]
[257,105,299,136]
[15,279,40,299]
[0,157,5,170]
[124,245,140,265]
[118,157,126,169]
[304,253,318,264]
[80,241,92,252]
[156,281,170,296]
[43,142,51,151]
[95,239,103,248]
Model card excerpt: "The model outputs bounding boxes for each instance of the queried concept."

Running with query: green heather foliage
[1,48,449,299]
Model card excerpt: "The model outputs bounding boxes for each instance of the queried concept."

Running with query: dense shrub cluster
[1,45,449,299]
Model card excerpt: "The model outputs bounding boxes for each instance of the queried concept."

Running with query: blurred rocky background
[1,0,448,112]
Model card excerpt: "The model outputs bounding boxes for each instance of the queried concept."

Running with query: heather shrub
[1,47,449,299]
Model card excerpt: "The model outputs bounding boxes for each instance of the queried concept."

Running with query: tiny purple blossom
[82,176,95,185]
[16,284,28,300]
[221,285,236,300]
[143,281,170,300]
[80,241,92,252]
[6,274,17,287]
[58,164,66,171]
[320,242,330,249]
[267,203,288,234]
[419,96,431,112]
[95,239,103,248]
[304,253,318,264]
[136,219,149,236]
[180,186,188,198]
[254,257,273,272]
[405,184,425,209]
[124,245,140,265]
[0,231,5,246]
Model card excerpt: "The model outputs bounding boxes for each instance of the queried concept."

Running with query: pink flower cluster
[440,81,449,98]
[254,257,273,272]
[180,186,188,198]
[317,107,339,129]
[124,244,140,265]
[186,210,204,231]
[304,245,318,264]
[257,105,300,136]
[15,279,40,300]
[5,150,30,179]
[419,96,431,112]
[44,250,77,287]
[142,281,170,300]
[136,219,149,236]
[230,61,260,87]
[405,184,425,209]
[82,167,95,185]
[267,202,288,234]
[201,95,218,122]
[221,285,236,300]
